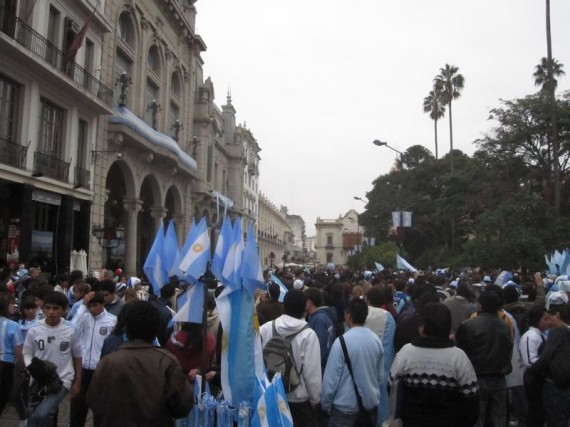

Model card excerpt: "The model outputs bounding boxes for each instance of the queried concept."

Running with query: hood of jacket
[274,314,308,336]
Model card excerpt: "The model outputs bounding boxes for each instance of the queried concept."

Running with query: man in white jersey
[23,291,82,427]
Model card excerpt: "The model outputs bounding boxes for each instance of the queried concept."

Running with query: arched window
[147,45,161,76]
[114,12,136,107]
[117,13,135,49]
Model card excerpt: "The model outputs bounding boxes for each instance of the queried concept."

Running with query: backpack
[263,321,308,392]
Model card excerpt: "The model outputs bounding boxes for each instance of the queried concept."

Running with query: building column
[123,198,143,276]
[171,214,186,246]
[150,206,167,233]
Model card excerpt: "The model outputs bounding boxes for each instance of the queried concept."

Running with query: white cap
[293,279,304,290]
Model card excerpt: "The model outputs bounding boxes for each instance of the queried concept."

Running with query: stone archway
[138,174,162,270]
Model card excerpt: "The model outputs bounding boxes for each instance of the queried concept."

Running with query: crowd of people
[0,262,569,427]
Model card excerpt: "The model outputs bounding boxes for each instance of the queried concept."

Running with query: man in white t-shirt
[23,291,82,427]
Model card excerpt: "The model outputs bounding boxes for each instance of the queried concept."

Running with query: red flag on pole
[65,3,98,63]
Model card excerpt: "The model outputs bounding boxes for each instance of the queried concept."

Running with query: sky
[195,0,570,236]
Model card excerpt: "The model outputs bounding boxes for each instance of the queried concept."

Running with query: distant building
[281,206,305,263]
[257,194,293,270]
[315,209,363,266]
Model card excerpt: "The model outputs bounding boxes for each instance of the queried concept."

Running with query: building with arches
[0,0,261,277]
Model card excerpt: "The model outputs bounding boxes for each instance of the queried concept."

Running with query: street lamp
[353,196,366,202]
[372,139,403,156]
[92,224,125,249]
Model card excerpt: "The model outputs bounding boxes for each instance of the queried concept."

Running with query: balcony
[0,7,113,104]
[74,166,90,189]
[0,136,27,169]
[33,151,70,182]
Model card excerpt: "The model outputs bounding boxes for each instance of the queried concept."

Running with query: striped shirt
[0,316,24,363]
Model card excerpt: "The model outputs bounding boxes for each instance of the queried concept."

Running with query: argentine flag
[396,254,417,273]
[172,283,205,324]
[211,216,232,280]
[178,217,211,284]
[242,222,264,296]
[270,273,288,303]
[162,219,179,279]
[143,222,168,295]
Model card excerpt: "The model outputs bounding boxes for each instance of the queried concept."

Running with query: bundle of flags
[142,216,265,407]
[545,249,570,276]
[252,374,293,427]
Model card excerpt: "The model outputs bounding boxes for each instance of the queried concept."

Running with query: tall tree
[533,57,565,93]
[434,64,465,175]
[423,88,446,159]
[544,0,561,214]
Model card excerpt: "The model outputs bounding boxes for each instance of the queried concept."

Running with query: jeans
[328,406,378,427]
[475,376,507,427]
[28,386,68,427]
[70,369,94,427]
[542,380,570,427]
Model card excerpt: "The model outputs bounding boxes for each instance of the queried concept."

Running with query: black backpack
[263,321,308,392]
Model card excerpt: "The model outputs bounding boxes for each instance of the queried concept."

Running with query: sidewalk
[0,395,93,427]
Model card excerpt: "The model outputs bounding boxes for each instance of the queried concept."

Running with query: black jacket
[456,312,513,377]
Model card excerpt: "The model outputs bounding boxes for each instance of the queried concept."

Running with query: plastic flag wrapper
[238,401,253,427]
[216,400,235,427]
[201,394,217,427]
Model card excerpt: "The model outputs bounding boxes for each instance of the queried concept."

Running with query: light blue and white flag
[221,218,244,291]
[178,217,211,284]
[273,374,293,427]
[396,254,417,273]
[242,222,264,296]
[143,222,168,295]
[270,273,288,303]
[171,219,197,280]
[402,211,413,227]
[163,220,179,279]
[216,287,256,405]
[211,216,232,280]
[374,262,385,272]
[172,283,205,324]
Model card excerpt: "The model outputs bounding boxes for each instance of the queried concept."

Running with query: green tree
[423,88,446,159]
[400,145,434,169]
[533,57,565,93]
[434,64,465,175]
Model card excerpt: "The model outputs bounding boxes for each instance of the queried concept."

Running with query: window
[147,46,161,76]
[326,234,333,245]
[83,38,95,89]
[171,72,181,98]
[168,101,179,133]
[0,74,20,142]
[114,51,132,107]
[38,98,64,157]
[46,6,61,67]
[77,119,87,168]
[144,79,159,126]
[206,145,213,182]
[118,12,135,49]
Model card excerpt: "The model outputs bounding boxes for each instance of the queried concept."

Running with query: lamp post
[171,120,184,142]
[372,139,404,156]
[92,222,125,268]
[116,72,132,108]
[146,99,161,130]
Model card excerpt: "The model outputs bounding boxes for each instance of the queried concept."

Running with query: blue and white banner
[396,254,417,273]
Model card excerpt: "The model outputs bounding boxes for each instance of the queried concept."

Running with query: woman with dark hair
[166,322,216,382]
[390,302,479,427]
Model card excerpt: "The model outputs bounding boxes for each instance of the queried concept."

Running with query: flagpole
[200,263,217,393]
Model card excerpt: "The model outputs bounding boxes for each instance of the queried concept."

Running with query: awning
[32,189,61,206]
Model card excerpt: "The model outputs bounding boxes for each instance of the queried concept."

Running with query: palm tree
[434,64,464,175]
[423,89,446,160]
[533,57,565,93]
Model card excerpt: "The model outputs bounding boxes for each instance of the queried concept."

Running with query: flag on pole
[273,374,294,427]
[402,211,413,227]
[216,287,256,405]
[396,254,417,273]
[242,222,264,296]
[143,222,168,295]
[178,217,211,284]
[172,283,204,323]
[211,216,232,280]
[162,220,179,279]
[221,218,244,291]
[171,219,197,279]
[374,262,385,272]
[392,211,401,228]
[65,2,98,63]
[270,273,288,303]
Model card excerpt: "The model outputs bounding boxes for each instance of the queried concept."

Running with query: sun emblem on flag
[192,243,203,252]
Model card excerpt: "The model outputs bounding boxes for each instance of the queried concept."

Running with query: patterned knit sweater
[390,336,479,427]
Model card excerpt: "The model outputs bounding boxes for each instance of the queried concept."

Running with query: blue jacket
[308,306,337,371]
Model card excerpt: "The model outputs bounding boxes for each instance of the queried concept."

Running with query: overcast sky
[195,0,570,236]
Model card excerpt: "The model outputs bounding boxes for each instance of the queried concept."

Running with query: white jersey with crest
[23,319,82,390]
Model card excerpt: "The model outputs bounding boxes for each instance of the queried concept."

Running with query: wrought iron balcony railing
[0,6,113,104]
[74,166,90,189]
[33,151,70,182]
[0,136,27,169]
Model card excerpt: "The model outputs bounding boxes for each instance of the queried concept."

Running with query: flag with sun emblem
[178,217,211,284]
